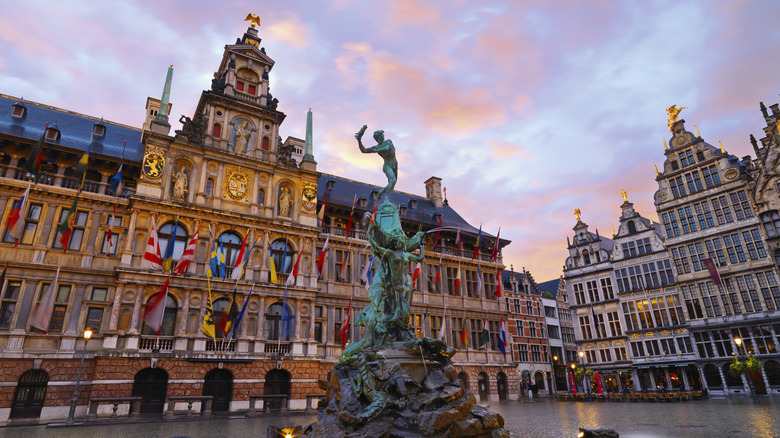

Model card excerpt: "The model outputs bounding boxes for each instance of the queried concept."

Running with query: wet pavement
[0,398,777,437]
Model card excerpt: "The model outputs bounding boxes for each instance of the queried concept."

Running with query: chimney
[424,176,443,208]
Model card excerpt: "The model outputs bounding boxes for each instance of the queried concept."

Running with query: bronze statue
[356,125,397,201]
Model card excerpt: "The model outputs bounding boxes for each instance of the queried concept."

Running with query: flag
[74,149,90,189]
[494,266,503,297]
[455,228,462,252]
[345,194,356,238]
[702,258,722,286]
[434,264,442,291]
[268,246,279,284]
[142,274,170,335]
[218,235,226,277]
[498,316,507,357]
[370,203,378,223]
[412,262,421,289]
[105,203,117,253]
[592,307,600,337]
[173,222,200,274]
[479,318,490,348]
[476,264,484,297]
[459,321,468,349]
[206,229,218,278]
[317,236,329,278]
[57,194,80,252]
[229,233,250,280]
[201,279,216,338]
[231,284,254,339]
[108,141,125,195]
[5,183,31,245]
[141,215,163,270]
[161,218,179,271]
[570,372,577,394]
[219,289,239,337]
[360,254,373,291]
[454,267,461,295]
[318,186,329,228]
[286,248,304,286]
[339,297,353,348]
[438,297,449,341]
[491,227,501,261]
[432,214,442,250]
[29,267,60,333]
[472,224,482,260]
[339,249,350,282]
[22,123,47,175]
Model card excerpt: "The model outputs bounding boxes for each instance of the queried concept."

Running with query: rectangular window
[600,278,614,300]
[518,344,529,362]
[447,267,460,296]
[465,269,478,298]
[586,280,600,302]
[702,165,721,188]
[662,211,680,238]
[0,280,22,329]
[607,311,622,336]
[335,250,352,283]
[579,315,592,339]
[679,150,695,167]
[530,344,542,362]
[694,201,715,230]
[730,191,753,220]
[85,307,103,332]
[53,209,89,250]
[4,203,43,245]
[669,176,687,198]
[573,283,585,305]
[678,206,697,234]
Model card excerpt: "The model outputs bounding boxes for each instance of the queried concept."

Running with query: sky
[1,0,780,282]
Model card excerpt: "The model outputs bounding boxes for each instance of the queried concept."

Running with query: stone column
[716,364,728,394]
[309,237,318,288]
[108,283,125,330]
[256,296,266,338]
[178,291,190,335]
[681,367,690,390]
[294,298,302,340]
[129,287,144,334]
[309,299,315,340]
[121,209,139,266]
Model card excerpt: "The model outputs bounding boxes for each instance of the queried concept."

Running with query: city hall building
[0,23,522,423]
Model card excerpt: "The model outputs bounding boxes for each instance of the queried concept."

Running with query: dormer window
[327,180,335,190]
[582,249,591,265]
[93,121,106,137]
[410,200,418,208]
[371,191,378,200]
[359,198,367,207]
[400,206,407,215]
[45,122,60,141]
[11,100,26,119]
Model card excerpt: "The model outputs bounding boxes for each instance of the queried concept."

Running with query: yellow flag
[269,255,278,284]
[201,279,216,339]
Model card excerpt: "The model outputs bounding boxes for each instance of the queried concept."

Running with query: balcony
[205,339,235,352]
[4,165,135,198]
[139,336,174,351]
[264,342,291,354]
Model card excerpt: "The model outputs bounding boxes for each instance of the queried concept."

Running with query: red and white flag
[345,194,356,238]
[455,229,462,252]
[229,233,250,280]
[105,203,117,253]
[173,222,200,274]
[491,227,501,262]
[339,297,353,348]
[29,267,60,333]
[412,262,421,289]
[339,249,350,282]
[317,235,329,278]
[5,183,31,245]
[141,215,163,270]
[142,275,170,335]
[286,249,304,286]
[494,266,503,297]
[318,187,329,228]
[454,267,462,294]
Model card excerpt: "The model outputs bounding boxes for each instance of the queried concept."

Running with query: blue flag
[108,157,123,194]
[231,286,253,339]
[207,231,218,278]
[279,240,290,339]
[162,218,178,271]
[218,235,226,278]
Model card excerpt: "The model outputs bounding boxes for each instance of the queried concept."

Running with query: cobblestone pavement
[0,398,777,438]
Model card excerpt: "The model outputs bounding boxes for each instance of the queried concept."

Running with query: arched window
[212,123,222,139]
[703,364,722,388]
[205,178,214,196]
[213,297,233,339]
[723,364,742,388]
[627,221,637,234]
[270,239,293,276]
[218,232,243,275]
[258,188,265,205]
[582,250,591,265]
[264,302,293,341]
[497,372,508,401]
[158,222,188,262]
[141,293,177,336]
[262,136,270,151]
[765,360,780,386]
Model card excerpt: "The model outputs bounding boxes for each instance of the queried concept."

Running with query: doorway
[132,368,168,414]
[10,370,48,419]
[264,369,291,411]
[203,368,233,412]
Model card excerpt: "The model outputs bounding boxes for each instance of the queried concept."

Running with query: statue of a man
[356,125,397,201]
[172,166,188,200]
[235,120,251,152]
[279,187,293,216]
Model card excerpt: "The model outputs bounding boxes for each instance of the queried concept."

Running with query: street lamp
[733,337,759,405]
[66,328,92,425]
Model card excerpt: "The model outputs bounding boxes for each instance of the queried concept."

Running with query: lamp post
[66,328,92,425]
[733,337,759,405]
[579,350,591,400]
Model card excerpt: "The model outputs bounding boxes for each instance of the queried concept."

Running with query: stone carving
[356,125,397,202]
[172,166,189,200]
[278,187,293,217]
[267,87,279,110]
[211,71,227,93]
[234,120,251,153]
[176,114,205,144]
[277,142,298,168]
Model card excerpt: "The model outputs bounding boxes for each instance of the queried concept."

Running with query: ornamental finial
[574,208,581,222]
[621,189,628,202]
[245,13,261,28]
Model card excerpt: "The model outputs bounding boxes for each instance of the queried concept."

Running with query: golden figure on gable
[666,105,687,131]
[142,148,165,180]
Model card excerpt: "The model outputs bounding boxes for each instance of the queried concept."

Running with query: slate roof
[0,94,144,163]
[537,278,560,298]
[499,269,541,295]
[318,173,507,244]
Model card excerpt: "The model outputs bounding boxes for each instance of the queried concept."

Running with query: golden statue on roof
[621,189,628,202]
[574,208,581,222]
[666,105,687,131]
[245,13,261,28]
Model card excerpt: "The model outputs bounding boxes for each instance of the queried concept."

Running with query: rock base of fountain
[307,340,512,438]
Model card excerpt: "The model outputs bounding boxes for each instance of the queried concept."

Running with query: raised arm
[355,125,373,153]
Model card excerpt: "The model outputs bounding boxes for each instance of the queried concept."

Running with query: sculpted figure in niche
[172,166,189,200]
[234,120,251,153]
[278,187,293,217]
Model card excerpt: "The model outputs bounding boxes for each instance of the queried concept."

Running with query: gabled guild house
[0,21,525,423]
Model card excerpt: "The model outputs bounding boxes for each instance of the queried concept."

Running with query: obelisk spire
[155,64,174,124]
[304,107,314,159]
